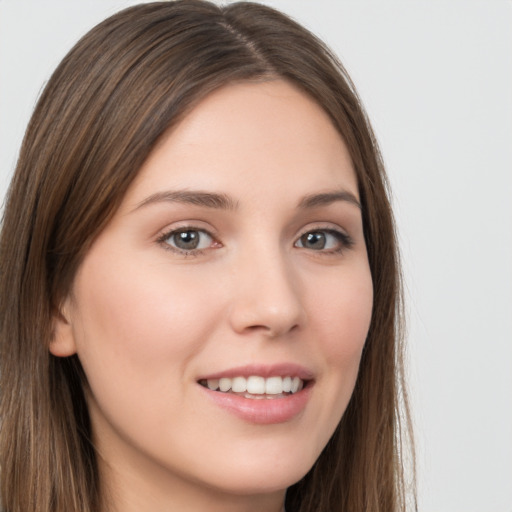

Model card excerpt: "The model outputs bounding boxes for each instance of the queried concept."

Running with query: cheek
[314,265,373,360]
[310,265,373,410]
[69,251,220,393]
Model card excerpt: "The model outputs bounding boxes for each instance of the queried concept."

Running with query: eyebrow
[133,190,238,211]
[297,191,361,210]
[133,188,361,212]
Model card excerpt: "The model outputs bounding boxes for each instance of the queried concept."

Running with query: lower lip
[199,384,312,425]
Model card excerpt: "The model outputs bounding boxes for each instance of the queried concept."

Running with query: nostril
[243,322,300,338]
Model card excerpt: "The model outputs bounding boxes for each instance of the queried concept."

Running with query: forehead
[123,79,358,209]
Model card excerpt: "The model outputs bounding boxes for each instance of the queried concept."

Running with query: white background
[1,1,511,511]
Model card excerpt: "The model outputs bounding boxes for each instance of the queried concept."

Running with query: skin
[51,80,373,512]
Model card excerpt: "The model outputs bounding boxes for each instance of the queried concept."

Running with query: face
[52,80,373,509]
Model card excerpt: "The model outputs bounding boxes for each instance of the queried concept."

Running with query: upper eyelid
[158,226,214,240]
[297,227,353,242]
[156,222,218,239]
[157,223,348,237]
[295,223,351,238]
[154,221,354,246]
[156,226,219,257]
[158,220,349,232]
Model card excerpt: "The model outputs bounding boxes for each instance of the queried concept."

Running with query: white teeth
[247,376,265,394]
[204,375,305,395]
[265,376,283,394]
[207,378,219,390]
[219,378,231,392]
[231,376,246,392]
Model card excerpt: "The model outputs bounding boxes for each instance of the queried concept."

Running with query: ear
[49,301,77,357]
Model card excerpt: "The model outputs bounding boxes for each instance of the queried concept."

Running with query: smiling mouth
[198,375,307,399]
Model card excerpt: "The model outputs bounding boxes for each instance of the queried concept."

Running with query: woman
[0,1,415,511]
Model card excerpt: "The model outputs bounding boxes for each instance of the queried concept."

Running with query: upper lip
[198,363,315,382]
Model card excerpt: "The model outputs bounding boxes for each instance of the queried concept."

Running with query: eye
[295,229,352,253]
[160,228,216,253]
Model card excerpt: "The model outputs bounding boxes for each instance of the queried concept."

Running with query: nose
[228,246,306,338]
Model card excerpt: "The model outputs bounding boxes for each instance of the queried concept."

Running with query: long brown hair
[0,2,415,511]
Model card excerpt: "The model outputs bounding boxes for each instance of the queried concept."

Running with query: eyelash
[156,225,354,257]
[156,225,217,257]
[294,228,354,255]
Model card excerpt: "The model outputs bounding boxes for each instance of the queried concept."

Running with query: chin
[195,449,316,496]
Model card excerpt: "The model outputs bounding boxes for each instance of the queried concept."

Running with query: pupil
[174,231,199,250]
[303,232,325,249]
